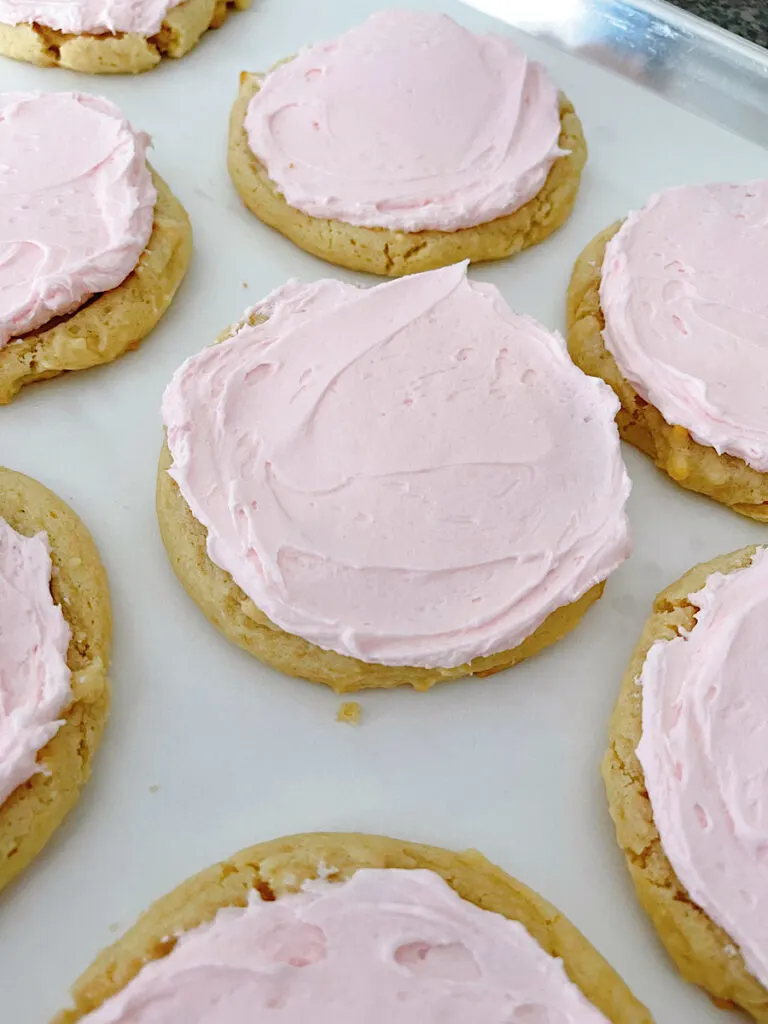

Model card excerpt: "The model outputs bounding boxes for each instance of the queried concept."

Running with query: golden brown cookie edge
[228,72,587,277]
[54,831,653,1023]
[602,545,768,1019]
[566,224,768,520]
[0,468,111,894]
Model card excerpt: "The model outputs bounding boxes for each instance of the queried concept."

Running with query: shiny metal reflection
[462,0,768,148]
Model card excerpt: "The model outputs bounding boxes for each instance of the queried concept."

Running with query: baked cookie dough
[0,0,250,74]
[158,265,629,692]
[53,832,653,1023]
[228,11,587,277]
[1,169,191,404]
[603,547,768,1020]
[0,93,192,405]
[567,189,768,522]
[0,468,111,894]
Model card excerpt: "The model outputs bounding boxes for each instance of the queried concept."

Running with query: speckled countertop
[669,1,767,47]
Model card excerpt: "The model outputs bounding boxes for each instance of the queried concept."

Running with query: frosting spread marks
[0,0,181,36]
[79,868,611,1023]
[0,92,156,349]
[0,516,71,807]
[637,547,768,988]
[601,182,768,471]
[244,10,565,232]
[163,263,630,669]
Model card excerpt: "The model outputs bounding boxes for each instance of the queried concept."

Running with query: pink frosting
[601,182,768,471]
[162,263,630,669]
[244,10,565,232]
[0,0,181,35]
[0,516,71,807]
[0,92,156,349]
[79,868,611,1023]
[637,546,768,988]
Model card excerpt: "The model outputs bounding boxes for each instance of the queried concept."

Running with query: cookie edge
[0,467,111,894]
[54,831,652,1023]
[566,224,768,521]
[0,166,192,404]
[228,71,587,277]
[602,545,768,1018]
[0,0,251,74]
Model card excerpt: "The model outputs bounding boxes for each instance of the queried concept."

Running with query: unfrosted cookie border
[0,0,250,74]
[54,832,652,1023]
[0,468,111,895]
[603,546,768,1020]
[156,306,604,692]
[228,72,587,277]
[567,224,768,522]
[0,167,192,405]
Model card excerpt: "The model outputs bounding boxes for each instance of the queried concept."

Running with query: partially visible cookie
[54,832,653,1023]
[567,184,768,522]
[228,11,587,277]
[0,93,192,404]
[0,0,250,73]
[0,468,111,894]
[603,547,768,1020]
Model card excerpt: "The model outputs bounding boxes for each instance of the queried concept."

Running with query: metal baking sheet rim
[462,0,768,148]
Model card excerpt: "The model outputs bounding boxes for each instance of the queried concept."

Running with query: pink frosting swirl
[0,516,71,807]
[601,182,768,471]
[79,869,611,1023]
[0,92,156,348]
[162,263,630,669]
[0,0,181,35]
[244,10,566,232]
[637,546,768,988]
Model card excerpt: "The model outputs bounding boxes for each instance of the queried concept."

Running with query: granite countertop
[669,1,767,47]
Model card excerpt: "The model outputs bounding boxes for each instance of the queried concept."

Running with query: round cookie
[53,832,653,1023]
[0,0,250,74]
[228,12,587,277]
[567,204,768,522]
[603,547,768,1020]
[0,93,192,405]
[158,266,630,692]
[0,468,111,894]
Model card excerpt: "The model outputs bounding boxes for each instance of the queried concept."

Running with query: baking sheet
[1,1,767,1020]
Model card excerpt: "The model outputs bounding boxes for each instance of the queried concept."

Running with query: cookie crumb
[242,281,248,288]
[336,701,362,726]
[149,784,159,793]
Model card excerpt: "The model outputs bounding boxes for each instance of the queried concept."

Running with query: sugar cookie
[0,467,110,894]
[54,832,652,1023]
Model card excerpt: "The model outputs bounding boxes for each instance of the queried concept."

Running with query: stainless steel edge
[462,0,768,148]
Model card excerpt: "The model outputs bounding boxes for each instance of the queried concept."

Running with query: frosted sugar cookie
[568,182,768,521]
[0,468,110,894]
[158,262,630,692]
[603,546,768,1020]
[54,832,652,1023]
[228,10,587,277]
[0,0,250,73]
[0,92,191,404]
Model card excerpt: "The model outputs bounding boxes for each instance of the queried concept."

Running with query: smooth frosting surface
[0,516,71,807]
[244,10,565,232]
[0,91,156,349]
[81,869,611,1023]
[637,546,768,988]
[601,182,768,471]
[0,0,180,35]
[163,263,630,668]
